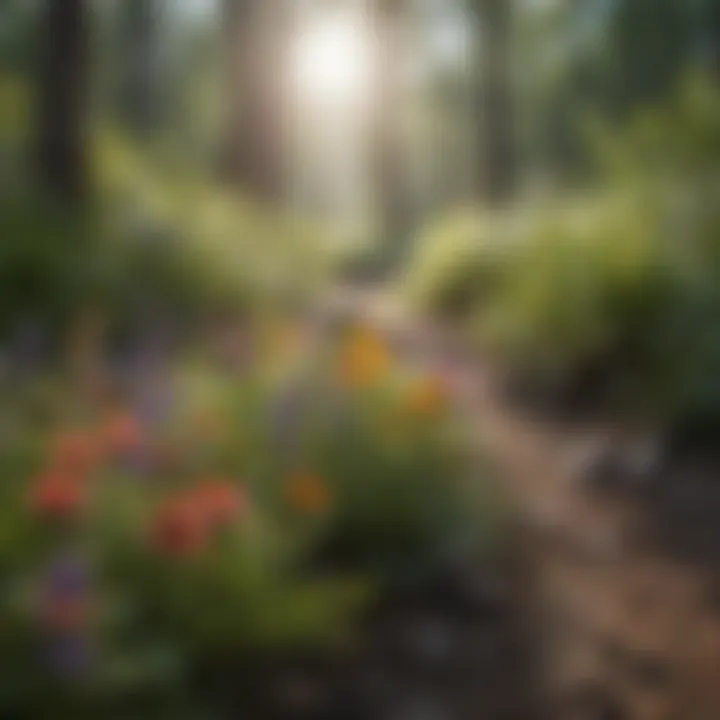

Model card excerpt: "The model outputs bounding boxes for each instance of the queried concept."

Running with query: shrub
[405,209,523,319]
[0,319,499,715]
[0,132,335,352]
[408,76,720,426]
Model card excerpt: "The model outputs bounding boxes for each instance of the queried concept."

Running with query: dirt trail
[328,286,720,720]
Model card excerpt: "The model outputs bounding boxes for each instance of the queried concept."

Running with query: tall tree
[605,0,719,109]
[34,0,90,202]
[116,0,162,137]
[222,0,290,199]
[474,0,515,203]
[372,0,410,262]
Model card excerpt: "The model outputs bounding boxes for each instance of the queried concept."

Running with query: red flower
[151,495,208,557]
[197,479,247,527]
[41,596,90,633]
[103,412,142,457]
[50,431,102,477]
[30,474,86,521]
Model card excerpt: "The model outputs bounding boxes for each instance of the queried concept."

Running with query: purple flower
[44,552,89,601]
[45,635,92,678]
[132,378,175,429]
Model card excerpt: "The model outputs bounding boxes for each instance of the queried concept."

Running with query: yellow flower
[285,472,330,516]
[404,374,448,418]
[337,324,391,388]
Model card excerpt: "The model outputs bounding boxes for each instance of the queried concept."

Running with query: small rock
[406,620,456,665]
[578,524,624,562]
[619,437,664,487]
[704,578,720,614]
[627,653,671,689]
[569,433,663,494]
[556,683,627,720]
[384,696,456,720]
[273,674,329,715]
[567,435,622,493]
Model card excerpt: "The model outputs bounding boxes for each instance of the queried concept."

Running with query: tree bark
[117,0,161,138]
[222,0,290,200]
[35,0,90,203]
[372,0,410,263]
[476,0,515,204]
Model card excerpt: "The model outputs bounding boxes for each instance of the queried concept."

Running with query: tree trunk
[372,0,410,264]
[477,0,515,204]
[222,0,290,200]
[117,0,161,138]
[35,0,90,203]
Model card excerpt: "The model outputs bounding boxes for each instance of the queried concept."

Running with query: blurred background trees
[0,0,717,379]
[34,0,90,202]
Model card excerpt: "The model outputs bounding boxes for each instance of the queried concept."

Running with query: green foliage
[405,209,521,319]
[0,196,102,339]
[97,134,335,317]
[0,322,500,715]
[409,77,720,424]
[0,132,334,345]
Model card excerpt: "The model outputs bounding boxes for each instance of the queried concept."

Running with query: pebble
[566,435,623,493]
[406,620,456,665]
[384,696,457,720]
[556,683,627,720]
[619,438,664,487]
[567,433,663,494]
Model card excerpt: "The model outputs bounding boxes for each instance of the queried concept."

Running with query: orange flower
[286,472,330,516]
[404,375,448,418]
[196,479,247,527]
[337,324,391,388]
[30,473,87,521]
[102,412,142,457]
[151,494,208,557]
[50,430,102,477]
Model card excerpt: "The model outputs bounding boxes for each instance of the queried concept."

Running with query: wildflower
[151,494,208,557]
[286,472,330,516]
[197,479,247,527]
[41,595,91,633]
[44,552,89,600]
[30,473,86,520]
[39,552,92,634]
[337,324,391,388]
[132,378,175,429]
[404,375,448,418]
[50,430,102,476]
[102,411,142,458]
[45,635,92,678]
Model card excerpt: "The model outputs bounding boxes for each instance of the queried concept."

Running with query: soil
[321,285,720,720]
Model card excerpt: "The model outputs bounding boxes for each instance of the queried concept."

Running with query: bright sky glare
[293,12,372,106]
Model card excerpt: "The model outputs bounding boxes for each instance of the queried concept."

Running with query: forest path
[323,284,720,720]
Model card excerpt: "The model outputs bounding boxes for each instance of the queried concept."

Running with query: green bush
[0,131,335,349]
[408,76,720,426]
[405,209,522,319]
[0,321,499,715]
